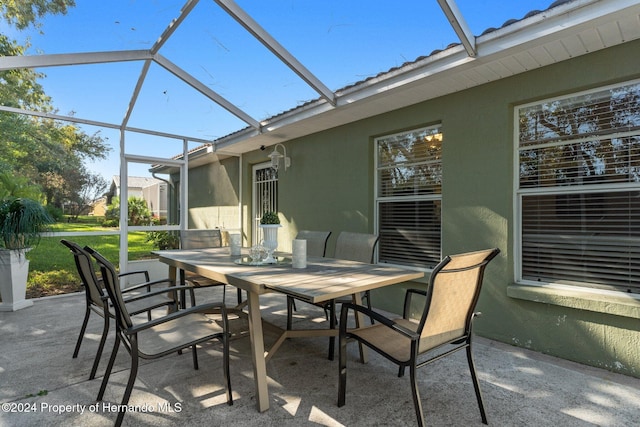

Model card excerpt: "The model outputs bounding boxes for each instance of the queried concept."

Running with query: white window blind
[376,126,442,268]
[517,80,640,293]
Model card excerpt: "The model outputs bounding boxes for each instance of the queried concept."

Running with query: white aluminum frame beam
[151,0,201,55]
[0,0,333,140]
[0,105,214,144]
[122,59,152,130]
[121,0,200,130]
[214,0,336,106]
[0,50,152,70]
[155,54,261,129]
[437,0,477,57]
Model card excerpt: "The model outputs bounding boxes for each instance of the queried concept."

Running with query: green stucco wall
[186,156,240,230]
[234,39,640,377]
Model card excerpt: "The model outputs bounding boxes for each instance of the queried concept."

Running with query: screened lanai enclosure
[2,0,640,377]
[2,0,634,268]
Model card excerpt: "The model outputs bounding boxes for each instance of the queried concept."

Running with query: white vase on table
[259,224,281,263]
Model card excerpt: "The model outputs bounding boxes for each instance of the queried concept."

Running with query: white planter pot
[259,224,281,263]
[0,250,34,312]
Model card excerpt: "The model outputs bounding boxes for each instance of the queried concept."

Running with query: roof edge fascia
[476,0,639,54]
[149,143,241,174]
[336,0,632,105]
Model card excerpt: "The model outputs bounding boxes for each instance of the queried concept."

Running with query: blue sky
[4,0,555,180]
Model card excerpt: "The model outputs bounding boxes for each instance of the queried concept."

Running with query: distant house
[107,176,168,221]
[89,196,107,217]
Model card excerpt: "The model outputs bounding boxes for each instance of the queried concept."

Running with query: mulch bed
[26,283,84,299]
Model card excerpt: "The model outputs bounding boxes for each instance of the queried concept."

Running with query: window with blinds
[517,80,640,293]
[375,126,442,268]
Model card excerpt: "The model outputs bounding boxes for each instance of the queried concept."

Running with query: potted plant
[259,211,281,263]
[0,197,53,311]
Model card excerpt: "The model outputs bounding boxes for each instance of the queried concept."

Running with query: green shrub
[260,211,280,224]
[101,219,118,227]
[105,196,153,226]
[46,205,64,221]
[146,231,179,250]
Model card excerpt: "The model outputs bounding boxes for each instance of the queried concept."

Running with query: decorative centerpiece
[259,211,281,263]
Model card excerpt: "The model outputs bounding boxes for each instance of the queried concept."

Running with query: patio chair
[61,239,183,380]
[89,246,233,427]
[332,231,379,310]
[180,229,243,306]
[287,231,378,360]
[337,248,500,427]
[295,230,332,258]
[286,230,332,329]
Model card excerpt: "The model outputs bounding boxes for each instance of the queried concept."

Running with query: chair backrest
[334,232,379,263]
[416,248,500,344]
[60,239,106,308]
[295,230,331,257]
[180,229,223,249]
[85,246,133,330]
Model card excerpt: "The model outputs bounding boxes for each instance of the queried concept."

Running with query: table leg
[352,292,369,363]
[247,291,270,412]
[168,266,177,314]
[168,265,176,284]
[179,269,186,309]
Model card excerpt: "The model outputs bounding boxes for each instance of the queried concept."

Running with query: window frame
[514,79,640,293]
[252,162,278,245]
[374,124,443,271]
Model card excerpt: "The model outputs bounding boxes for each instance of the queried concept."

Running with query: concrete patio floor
[1,287,639,427]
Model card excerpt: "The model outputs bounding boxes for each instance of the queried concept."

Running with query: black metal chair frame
[180,229,243,306]
[286,230,332,328]
[338,248,500,427]
[88,246,232,427]
[286,231,378,360]
[61,239,181,380]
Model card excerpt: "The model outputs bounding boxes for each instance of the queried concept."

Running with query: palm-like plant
[0,173,42,200]
[0,197,53,250]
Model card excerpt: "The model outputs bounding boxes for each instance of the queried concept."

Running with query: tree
[0,33,52,175]
[0,172,42,200]
[29,121,111,208]
[127,197,152,226]
[0,0,111,213]
[63,170,108,219]
[0,0,75,31]
[105,196,152,227]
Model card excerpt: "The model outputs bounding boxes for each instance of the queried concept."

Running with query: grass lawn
[25,217,158,298]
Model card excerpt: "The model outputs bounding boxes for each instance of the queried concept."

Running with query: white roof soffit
[214,0,640,154]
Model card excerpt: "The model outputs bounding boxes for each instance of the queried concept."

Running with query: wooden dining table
[154,247,424,412]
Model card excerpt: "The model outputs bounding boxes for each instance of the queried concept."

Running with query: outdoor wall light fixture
[269,143,291,171]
